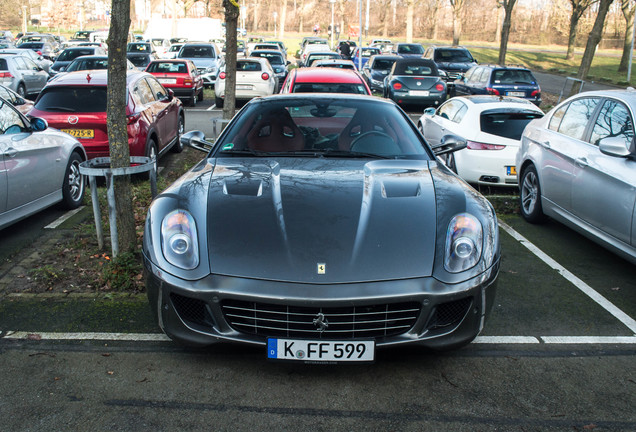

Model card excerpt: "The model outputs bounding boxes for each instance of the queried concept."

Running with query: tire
[61,152,85,209]
[170,115,185,153]
[519,164,548,223]
[16,83,26,98]
[146,138,158,161]
[197,88,204,102]
[215,97,224,108]
[189,92,197,107]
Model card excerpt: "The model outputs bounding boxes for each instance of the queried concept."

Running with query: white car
[166,43,184,59]
[214,57,277,108]
[300,44,332,66]
[418,95,544,187]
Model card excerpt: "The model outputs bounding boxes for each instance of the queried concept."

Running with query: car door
[23,57,48,93]
[570,98,636,245]
[0,133,7,214]
[0,99,59,211]
[145,76,178,150]
[422,99,465,148]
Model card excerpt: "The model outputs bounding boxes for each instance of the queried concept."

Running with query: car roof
[292,67,365,83]
[250,50,284,56]
[42,69,147,86]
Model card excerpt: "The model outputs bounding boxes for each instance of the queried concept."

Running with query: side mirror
[31,117,49,132]
[181,130,213,153]
[599,136,632,158]
[432,134,467,156]
[167,88,174,101]
[423,107,436,116]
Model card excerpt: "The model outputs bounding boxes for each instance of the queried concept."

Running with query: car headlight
[161,210,199,270]
[444,213,482,273]
[206,67,217,74]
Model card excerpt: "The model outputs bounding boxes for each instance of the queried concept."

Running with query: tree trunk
[578,0,615,79]
[431,0,441,40]
[223,0,239,120]
[618,0,635,72]
[106,0,136,255]
[498,0,517,65]
[406,0,414,42]
[252,2,259,32]
[280,0,287,40]
[298,0,304,33]
[450,0,465,46]
[566,8,582,60]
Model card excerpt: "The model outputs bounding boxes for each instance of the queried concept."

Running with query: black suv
[423,45,477,82]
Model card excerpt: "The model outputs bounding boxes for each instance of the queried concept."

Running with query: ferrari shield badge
[317,263,326,275]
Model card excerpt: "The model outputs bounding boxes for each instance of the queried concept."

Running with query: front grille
[170,293,214,327]
[427,297,473,330]
[221,300,421,340]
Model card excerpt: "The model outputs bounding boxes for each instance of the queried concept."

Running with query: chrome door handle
[3,147,18,158]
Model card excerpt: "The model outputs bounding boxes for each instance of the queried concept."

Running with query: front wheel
[61,153,85,209]
[170,115,185,153]
[16,83,26,98]
[519,164,547,223]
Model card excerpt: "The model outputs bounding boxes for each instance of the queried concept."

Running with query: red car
[145,59,204,106]
[279,67,372,95]
[29,70,185,161]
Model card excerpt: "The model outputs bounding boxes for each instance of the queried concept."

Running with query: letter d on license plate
[267,338,375,363]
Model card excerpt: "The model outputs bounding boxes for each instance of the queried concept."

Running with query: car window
[146,77,168,101]
[437,100,462,121]
[373,59,396,70]
[12,56,27,70]
[147,62,187,73]
[0,99,27,134]
[0,58,7,70]
[463,67,477,81]
[251,52,283,64]
[492,69,536,85]
[469,67,484,83]
[434,49,473,62]
[480,109,544,140]
[453,104,469,123]
[292,83,368,94]
[133,79,155,104]
[590,99,634,148]
[557,97,600,140]
[180,46,214,58]
[34,87,108,112]
[57,49,94,62]
[23,57,38,70]
[237,61,262,71]
[548,105,567,131]
[478,69,490,84]
[68,58,109,71]
[0,85,17,103]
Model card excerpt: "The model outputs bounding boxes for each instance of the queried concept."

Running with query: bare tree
[406,0,414,42]
[578,0,615,79]
[566,0,597,60]
[450,0,466,46]
[619,0,635,72]
[106,0,136,254]
[223,0,239,120]
[498,0,518,64]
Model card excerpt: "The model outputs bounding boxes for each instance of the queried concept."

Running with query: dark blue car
[453,65,541,106]
[361,54,402,93]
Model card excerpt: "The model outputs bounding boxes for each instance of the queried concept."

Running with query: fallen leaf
[136,377,149,383]
[107,371,114,375]
[102,353,111,357]
[27,333,42,341]
[583,424,597,430]
[611,287,620,291]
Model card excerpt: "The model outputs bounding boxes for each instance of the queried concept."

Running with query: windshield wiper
[41,106,76,112]
[322,149,393,159]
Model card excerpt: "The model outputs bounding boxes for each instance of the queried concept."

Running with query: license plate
[61,129,94,139]
[236,84,252,90]
[507,91,525,97]
[158,78,176,84]
[409,90,430,96]
[506,166,517,175]
[267,338,375,363]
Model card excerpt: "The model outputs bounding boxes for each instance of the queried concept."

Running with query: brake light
[127,113,141,125]
[0,72,13,78]
[531,90,540,97]
[393,82,402,90]
[184,79,193,86]
[261,72,269,80]
[486,87,500,96]
[435,83,445,92]
[219,72,226,79]
[467,140,505,150]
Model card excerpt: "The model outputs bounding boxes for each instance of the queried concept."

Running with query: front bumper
[144,254,499,351]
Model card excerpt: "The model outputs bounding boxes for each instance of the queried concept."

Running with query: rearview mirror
[181,130,213,153]
[432,134,467,156]
[599,136,632,158]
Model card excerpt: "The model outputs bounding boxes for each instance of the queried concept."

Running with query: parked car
[214,57,277,107]
[15,41,56,60]
[29,70,185,160]
[361,54,402,93]
[143,93,499,353]
[150,38,171,59]
[0,83,34,114]
[249,43,281,56]
[351,46,381,70]
[0,96,86,230]
[280,67,371,95]
[127,42,157,70]
[249,49,290,87]
[298,37,328,58]
[50,46,107,75]
[0,54,49,98]
[145,59,204,106]
[383,58,446,107]
[453,65,542,106]
[312,59,356,69]
[517,89,636,264]
[265,40,287,58]
[59,55,135,74]
[369,38,391,45]
[17,34,59,52]
[304,51,342,67]
[419,95,544,186]
[0,48,53,73]
[392,43,425,58]
[177,42,222,88]
[299,43,332,67]
[166,43,184,59]
[424,45,478,82]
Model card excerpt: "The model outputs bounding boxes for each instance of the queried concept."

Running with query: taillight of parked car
[219,72,226,79]
[0,72,13,78]
[531,89,540,97]
[393,82,402,90]
[261,72,269,80]
[467,140,505,150]
[435,83,445,92]
[184,78,193,86]
[486,87,500,96]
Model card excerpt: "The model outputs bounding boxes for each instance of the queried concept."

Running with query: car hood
[205,158,438,283]
[437,62,475,72]
[180,57,219,68]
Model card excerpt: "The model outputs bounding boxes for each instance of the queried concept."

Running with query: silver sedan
[0,96,86,230]
[516,89,636,264]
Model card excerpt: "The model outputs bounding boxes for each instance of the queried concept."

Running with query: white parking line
[44,206,85,229]
[499,221,636,335]
[2,331,170,342]
[207,104,217,111]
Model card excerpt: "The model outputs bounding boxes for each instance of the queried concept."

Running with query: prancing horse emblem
[313,313,329,333]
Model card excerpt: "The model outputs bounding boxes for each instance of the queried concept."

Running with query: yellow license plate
[62,129,94,139]
[506,166,517,176]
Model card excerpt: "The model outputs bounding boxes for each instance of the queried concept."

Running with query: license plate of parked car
[236,85,253,90]
[506,166,517,175]
[61,129,94,139]
[267,338,375,362]
[409,90,430,97]
[158,78,177,84]
[507,91,525,97]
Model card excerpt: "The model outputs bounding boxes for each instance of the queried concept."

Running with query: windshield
[66,57,108,71]
[373,59,397,70]
[251,52,283,64]
[397,44,424,55]
[215,98,430,159]
[179,46,215,58]
[434,49,473,63]
[57,49,95,62]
